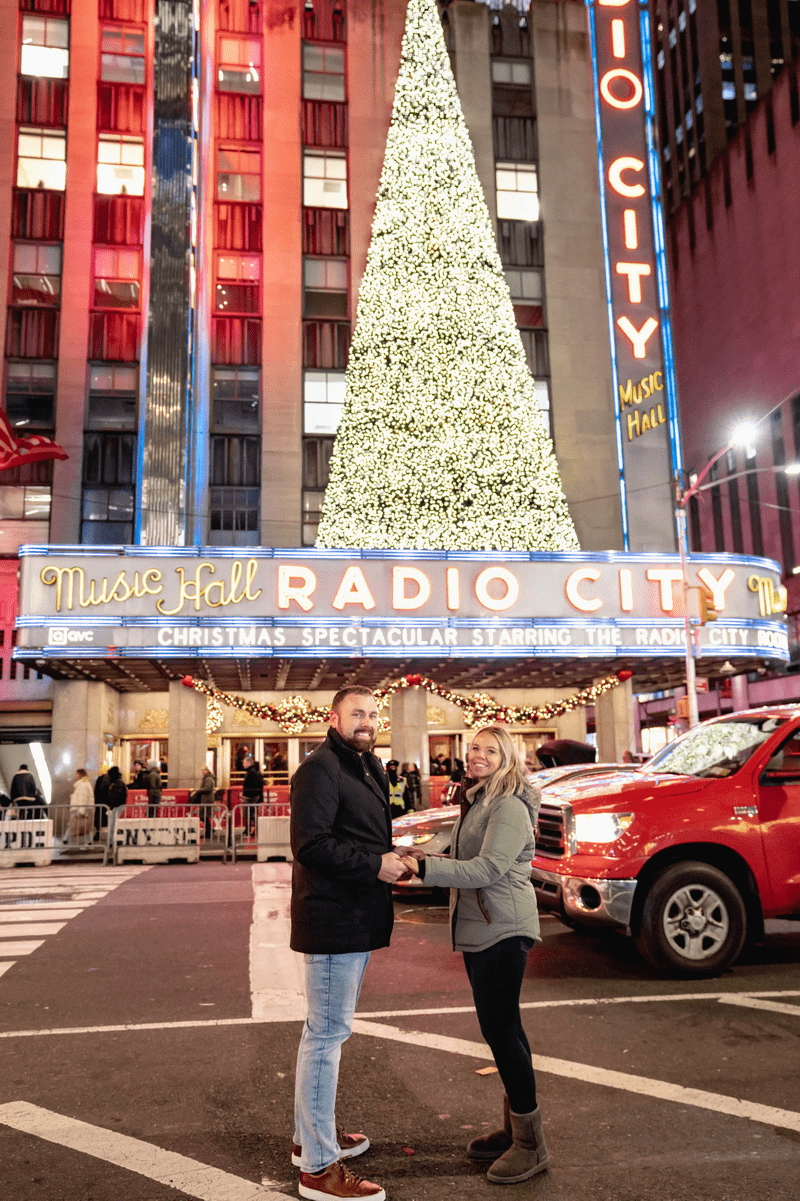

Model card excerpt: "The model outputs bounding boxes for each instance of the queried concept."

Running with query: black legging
[463,935,537,1114]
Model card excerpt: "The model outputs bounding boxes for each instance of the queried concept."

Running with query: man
[130,759,148,789]
[10,764,40,815]
[10,763,37,804]
[290,686,407,1201]
[241,754,264,836]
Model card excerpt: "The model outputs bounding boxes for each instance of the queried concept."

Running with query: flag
[0,408,67,471]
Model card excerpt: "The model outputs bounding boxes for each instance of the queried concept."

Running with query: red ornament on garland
[181,675,195,688]
[616,670,633,682]
[405,673,423,686]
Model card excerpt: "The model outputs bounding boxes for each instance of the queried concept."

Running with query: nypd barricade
[113,801,200,865]
[124,791,229,860]
[0,804,112,867]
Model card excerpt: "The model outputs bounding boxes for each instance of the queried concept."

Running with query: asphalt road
[1,861,799,1201]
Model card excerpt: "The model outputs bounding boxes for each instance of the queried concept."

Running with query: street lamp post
[674,422,764,728]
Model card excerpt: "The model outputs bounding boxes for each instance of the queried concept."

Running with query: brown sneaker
[292,1129,369,1167]
[298,1159,385,1201]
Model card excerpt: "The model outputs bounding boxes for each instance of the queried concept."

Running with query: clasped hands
[378,849,424,883]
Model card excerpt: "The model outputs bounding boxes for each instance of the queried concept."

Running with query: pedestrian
[241,754,263,836]
[146,758,161,817]
[67,768,95,844]
[290,685,407,1201]
[94,766,110,839]
[385,760,406,819]
[235,743,250,773]
[9,763,39,814]
[130,759,148,789]
[106,765,128,846]
[400,762,422,811]
[195,764,216,839]
[401,724,548,1184]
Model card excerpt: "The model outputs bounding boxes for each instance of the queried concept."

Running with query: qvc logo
[48,629,94,645]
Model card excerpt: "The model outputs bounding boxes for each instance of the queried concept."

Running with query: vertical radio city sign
[587,0,682,552]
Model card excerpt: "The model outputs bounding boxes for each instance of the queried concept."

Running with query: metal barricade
[230,799,291,863]
[0,804,112,867]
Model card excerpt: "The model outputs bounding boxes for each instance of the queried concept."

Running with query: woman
[68,768,95,844]
[402,725,547,1184]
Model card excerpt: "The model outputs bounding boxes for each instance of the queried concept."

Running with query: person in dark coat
[401,761,423,811]
[10,764,37,804]
[130,759,148,789]
[290,686,406,1201]
[146,759,161,817]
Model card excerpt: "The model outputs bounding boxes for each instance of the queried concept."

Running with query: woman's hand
[399,854,421,876]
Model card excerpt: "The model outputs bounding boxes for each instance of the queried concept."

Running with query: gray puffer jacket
[421,780,541,952]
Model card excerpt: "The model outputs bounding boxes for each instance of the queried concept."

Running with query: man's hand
[378,852,408,883]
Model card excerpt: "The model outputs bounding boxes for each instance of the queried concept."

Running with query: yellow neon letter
[608,156,646,198]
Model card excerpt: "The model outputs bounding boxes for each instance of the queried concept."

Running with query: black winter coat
[290,728,393,954]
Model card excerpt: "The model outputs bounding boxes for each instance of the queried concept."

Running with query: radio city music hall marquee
[13,548,789,664]
[588,0,682,553]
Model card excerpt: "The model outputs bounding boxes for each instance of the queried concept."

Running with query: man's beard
[340,729,377,753]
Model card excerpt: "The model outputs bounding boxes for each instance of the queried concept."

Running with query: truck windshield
[641,716,787,779]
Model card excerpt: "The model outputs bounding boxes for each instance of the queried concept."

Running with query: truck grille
[535,802,571,858]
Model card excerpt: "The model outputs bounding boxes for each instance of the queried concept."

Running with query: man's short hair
[18,764,28,770]
[330,685,376,714]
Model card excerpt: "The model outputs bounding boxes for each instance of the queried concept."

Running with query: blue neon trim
[16,544,786,573]
[640,4,683,481]
[586,0,629,549]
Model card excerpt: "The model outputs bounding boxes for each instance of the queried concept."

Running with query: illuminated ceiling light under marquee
[316,0,578,552]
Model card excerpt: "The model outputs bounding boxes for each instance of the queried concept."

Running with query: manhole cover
[397,906,449,924]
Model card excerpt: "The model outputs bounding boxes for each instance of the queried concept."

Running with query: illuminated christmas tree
[316,0,579,551]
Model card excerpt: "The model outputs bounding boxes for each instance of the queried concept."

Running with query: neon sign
[587,0,682,551]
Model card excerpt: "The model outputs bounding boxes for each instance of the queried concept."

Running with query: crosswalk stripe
[0,903,87,912]
[0,1102,282,1201]
[0,923,66,937]
[0,962,15,978]
[0,940,45,955]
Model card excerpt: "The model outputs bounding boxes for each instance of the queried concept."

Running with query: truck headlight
[573,813,634,844]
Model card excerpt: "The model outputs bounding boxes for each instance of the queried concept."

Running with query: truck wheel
[636,862,746,977]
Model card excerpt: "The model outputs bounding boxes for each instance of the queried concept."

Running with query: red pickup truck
[530,708,800,976]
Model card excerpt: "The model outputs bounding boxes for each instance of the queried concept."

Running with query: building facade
[651,0,800,213]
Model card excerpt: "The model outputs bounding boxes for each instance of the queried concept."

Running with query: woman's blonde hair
[467,725,529,803]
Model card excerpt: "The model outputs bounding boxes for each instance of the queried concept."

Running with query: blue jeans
[294,951,371,1173]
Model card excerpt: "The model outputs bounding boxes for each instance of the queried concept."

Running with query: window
[93,247,140,309]
[491,60,531,85]
[496,163,538,222]
[532,379,550,439]
[5,362,56,429]
[215,252,260,313]
[302,44,345,101]
[100,25,145,84]
[20,16,69,79]
[304,369,345,433]
[17,127,66,191]
[303,257,348,318]
[302,489,325,545]
[303,436,334,488]
[0,485,52,521]
[12,242,61,306]
[97,135,145,195]
[303,150,347,209]
[209,487,259,544]
[212,367,260,432]
[218,36,261,93]
[217,146,261,200]
[504,268,542,303]
[81,431,136,544]
[87,364,138,429]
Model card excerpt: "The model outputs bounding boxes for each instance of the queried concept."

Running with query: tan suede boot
[466,1095,512,1160]
[486,1107,549,1184]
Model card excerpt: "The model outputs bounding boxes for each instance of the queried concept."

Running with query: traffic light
[699,588,717,624]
